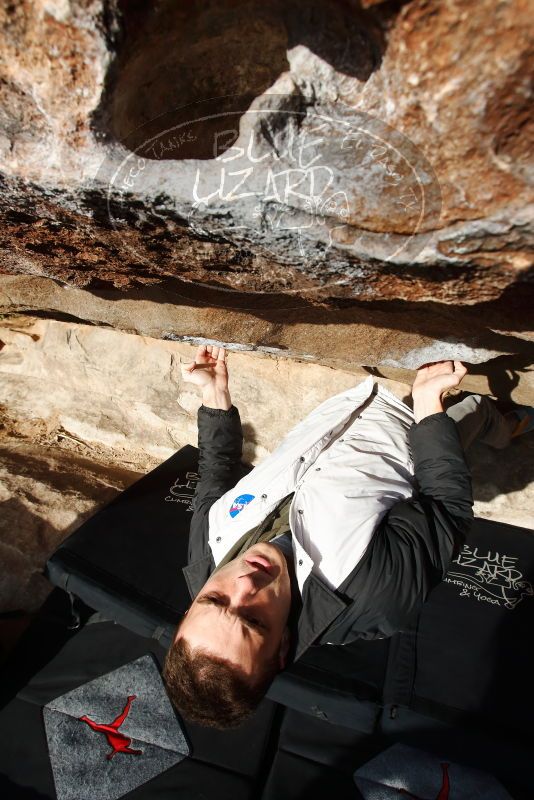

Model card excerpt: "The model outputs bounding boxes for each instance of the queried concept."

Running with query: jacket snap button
[339,438,344,442]
[298,559,303,566]
[298,509,303,514]
[299,456,305,462]
[261,493,267,498]
[315,467,321,471]
[216,536,221,542]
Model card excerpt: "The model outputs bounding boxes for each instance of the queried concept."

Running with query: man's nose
[234,570,264,599]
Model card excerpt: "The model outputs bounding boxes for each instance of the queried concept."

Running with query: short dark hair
[162,634,280,729]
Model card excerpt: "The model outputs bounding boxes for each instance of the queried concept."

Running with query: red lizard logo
[79,694,143,761]
[397,763,450,800]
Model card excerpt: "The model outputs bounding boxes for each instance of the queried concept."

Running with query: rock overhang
[0,0,532,375]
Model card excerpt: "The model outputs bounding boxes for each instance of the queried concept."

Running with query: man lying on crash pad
[163,344,532,729]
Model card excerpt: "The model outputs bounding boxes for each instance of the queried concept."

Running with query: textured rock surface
[2,275,534,394]
[0,0,532,311]
[0,437,139,612]
[0,317,414,468]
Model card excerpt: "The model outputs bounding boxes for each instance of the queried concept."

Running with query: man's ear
[278,627,291,670]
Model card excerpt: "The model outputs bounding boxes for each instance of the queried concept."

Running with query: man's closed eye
[199,594,268,632]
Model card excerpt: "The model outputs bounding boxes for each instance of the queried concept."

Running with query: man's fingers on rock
[443,373,462,389]
[218,347,226,360]
[417,361,451,372]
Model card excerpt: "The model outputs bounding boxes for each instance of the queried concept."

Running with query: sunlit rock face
[0,0,532,313]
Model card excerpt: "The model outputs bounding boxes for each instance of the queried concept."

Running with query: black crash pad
[0,612,280,800]
[44,445,534,766]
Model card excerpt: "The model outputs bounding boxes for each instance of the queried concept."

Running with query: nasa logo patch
[229,493,255,517]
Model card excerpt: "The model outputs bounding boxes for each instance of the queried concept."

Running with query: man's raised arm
[330,361,474,643]
[181,345,244,562]
[377,360,474,630]
[409,359,473,522]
